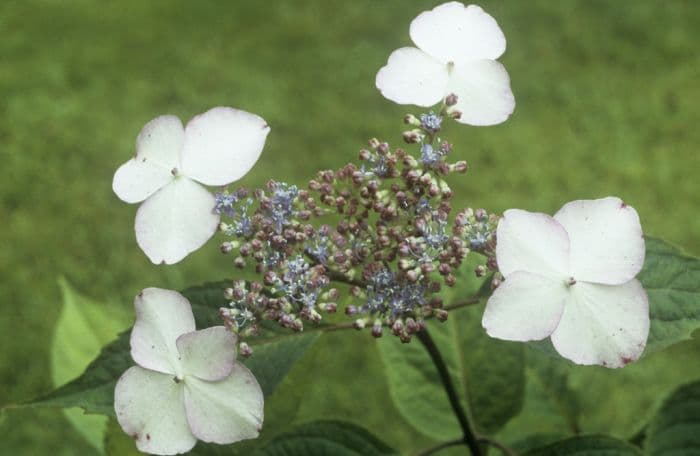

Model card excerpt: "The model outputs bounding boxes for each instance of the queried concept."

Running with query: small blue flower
[214,192,239,217]
[221,197,255,238]
[420,112,442,132]
[361,153,390,178]
[420,143,443,168]
[469,231,488,250]
[363,270,427,318]
[419,212,449,249]
[262,241,285,269]
[276,255,327,310]
[306,232,330,264]
[266,182,299,233]
[415,198,432,215]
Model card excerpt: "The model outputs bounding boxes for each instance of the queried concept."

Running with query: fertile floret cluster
[216,107,497,343]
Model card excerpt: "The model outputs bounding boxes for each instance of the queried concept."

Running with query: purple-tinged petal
[177,327,237,381]
[115,366,195,455]
[551,279,649,368]
[131,288,195,375]
[483,271,567,341]
[184,362,264,445]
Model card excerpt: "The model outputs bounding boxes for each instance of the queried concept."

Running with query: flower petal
[483,271,567,341]
[496,209,570,279]
[135,177,219,265]
[180,107,270,186]
[184,362,264,445]
[447,60,515,126]
[176,327,237,381]
[113,160,174,204]
[112,115,184,203]
[115,366,196,455]
[410,2,506,64]
[375,47,449,107]
[131,288,196,375]
[554,197,645,285]
[551,279,650,368]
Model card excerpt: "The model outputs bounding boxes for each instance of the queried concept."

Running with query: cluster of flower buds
[454,207,501,288]
[216,106,494,342]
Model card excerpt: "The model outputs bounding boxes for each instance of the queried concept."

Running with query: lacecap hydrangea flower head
[115,288,263,455]
[482,197,649,368]
[376,1,515,126]
[113,107,270,265]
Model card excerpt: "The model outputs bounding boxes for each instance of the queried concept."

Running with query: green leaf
[524,435,642,455]
[497,347,581,446]
[376,304,525,440]
[103,418,141,456]
[645,380,700,455]
[252,420,397,456]
[19,282,320,419]
[51,278,131,452]
[638,237,700,354]
[525,349,581,434]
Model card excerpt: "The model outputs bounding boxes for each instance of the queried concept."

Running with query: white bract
[115,288,263,455]
[482,197,649,368]
[375,2,515,126]
[113,107,270,264]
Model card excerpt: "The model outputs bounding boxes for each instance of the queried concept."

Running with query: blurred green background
[1,0,699,454]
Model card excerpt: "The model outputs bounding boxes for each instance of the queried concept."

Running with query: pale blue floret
[278,255,326,310]
[420,144,442,167]
[469,231,488,250]
[361,153,390,178]
[220,197,254,238]
[420,215,448,249]
[267,182,299,233]
[364,270,427,318]
[419,112,442,132]
[306,232,330,264]
[214,192,238,217]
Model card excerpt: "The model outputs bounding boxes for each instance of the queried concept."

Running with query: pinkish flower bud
[372,320,383,338]
[239,342,253,358]
[353,319,367,330]
[445,93,458,106]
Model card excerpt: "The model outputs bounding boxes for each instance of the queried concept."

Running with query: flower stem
[477,437,519,456]
[415,329,481,456]
[413,437,464,456]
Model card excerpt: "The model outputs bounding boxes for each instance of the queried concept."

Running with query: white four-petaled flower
[113,107,270,264]
[375,2,515,126]
[115,288,263,455]
[482,197,649,368]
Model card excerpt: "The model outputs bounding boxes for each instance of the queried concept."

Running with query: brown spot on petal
[132,433,139,441]
[620,201,628,208]
[621,356,633,365]
[146,434,151,441]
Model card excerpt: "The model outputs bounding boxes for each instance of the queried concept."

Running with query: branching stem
[416,329,481,456]
[413,438,464,456]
